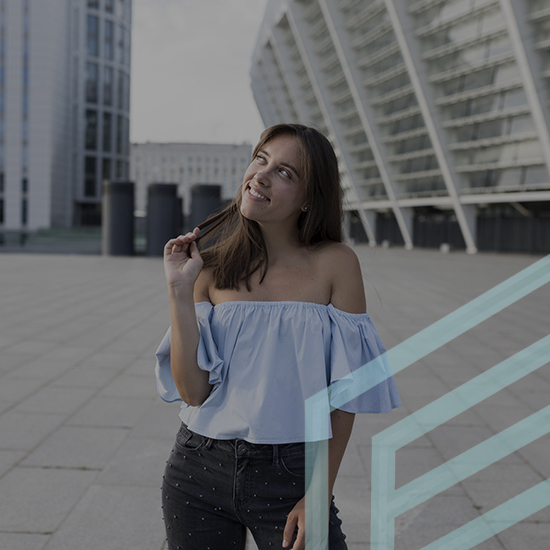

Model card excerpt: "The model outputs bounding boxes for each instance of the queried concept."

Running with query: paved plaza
[0,246,548,549]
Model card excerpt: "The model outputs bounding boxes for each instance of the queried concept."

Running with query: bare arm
[164,228,212,406]
[326,243,363,490]
[328,409,355,496]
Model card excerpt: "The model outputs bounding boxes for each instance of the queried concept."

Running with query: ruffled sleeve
[327,304,401,413]
[154,302,226,404]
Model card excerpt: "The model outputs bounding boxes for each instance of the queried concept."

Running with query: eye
[255,154,267,164]
[279,168,291,179]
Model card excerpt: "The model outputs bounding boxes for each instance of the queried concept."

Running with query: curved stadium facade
[250,0,550,253]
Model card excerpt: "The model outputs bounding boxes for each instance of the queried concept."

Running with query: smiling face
[240,134,308,228]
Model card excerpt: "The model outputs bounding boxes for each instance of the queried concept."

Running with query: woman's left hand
[282,496,305,549]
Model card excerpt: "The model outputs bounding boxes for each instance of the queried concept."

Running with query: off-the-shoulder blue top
[154,301,401,444]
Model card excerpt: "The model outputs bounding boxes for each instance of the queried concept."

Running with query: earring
[303,206,308,211]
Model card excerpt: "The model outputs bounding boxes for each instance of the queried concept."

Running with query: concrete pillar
[146,183,179,257]
[102,180,134,256]
[189,184,222,231]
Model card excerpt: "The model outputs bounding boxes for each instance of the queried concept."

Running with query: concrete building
[251,0,550,253]
[130,142,252,217]
[0,0,131,231]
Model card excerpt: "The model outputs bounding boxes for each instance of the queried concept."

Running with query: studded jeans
[162,423,348,550]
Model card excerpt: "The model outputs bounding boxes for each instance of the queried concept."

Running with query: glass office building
[251,0,550,253]
[0,0,131,231]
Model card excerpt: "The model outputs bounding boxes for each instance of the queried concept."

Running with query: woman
[155,124,401,549]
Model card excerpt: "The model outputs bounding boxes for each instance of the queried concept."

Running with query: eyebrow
[258,148,301,178]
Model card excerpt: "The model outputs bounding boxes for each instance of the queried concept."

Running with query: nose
[253,166,271,187]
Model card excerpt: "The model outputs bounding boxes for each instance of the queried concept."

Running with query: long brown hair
[196,124,343,291]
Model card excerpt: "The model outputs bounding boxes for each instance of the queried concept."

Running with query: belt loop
[272,444,279,466]
[205,437,213,450]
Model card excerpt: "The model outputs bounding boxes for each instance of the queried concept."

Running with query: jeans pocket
[174,423,209,452]
[279,453,305,478]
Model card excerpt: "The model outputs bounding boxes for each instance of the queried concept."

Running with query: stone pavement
[0,246,548,550]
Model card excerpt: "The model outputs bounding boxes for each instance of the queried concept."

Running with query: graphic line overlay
[304,254,550,549]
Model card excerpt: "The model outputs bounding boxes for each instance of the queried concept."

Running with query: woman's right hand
[163,227,204,291]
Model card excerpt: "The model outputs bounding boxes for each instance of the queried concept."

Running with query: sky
[130,0,269,146]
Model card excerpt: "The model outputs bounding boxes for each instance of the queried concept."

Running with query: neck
[258,223,303,265]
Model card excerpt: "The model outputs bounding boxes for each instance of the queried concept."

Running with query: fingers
[164,231,199,256]
[290,530,305,550]
[282,513,297,549]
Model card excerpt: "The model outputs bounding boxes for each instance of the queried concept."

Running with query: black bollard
[146,183,180,257]
[102,180,135,256]
[189,184,222,232]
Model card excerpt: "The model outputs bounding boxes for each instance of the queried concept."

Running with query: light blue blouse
[155,301,401,444]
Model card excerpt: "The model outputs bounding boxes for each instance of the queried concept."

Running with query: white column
[269,31,307,125]
[384,0,478,254]
[498,0,550,176]
[285,2,377,245]
[317,0,413,249]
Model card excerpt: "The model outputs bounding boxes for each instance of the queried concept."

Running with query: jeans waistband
[181,423,308,459]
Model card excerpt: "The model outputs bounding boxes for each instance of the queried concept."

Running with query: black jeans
[162,423,348,549]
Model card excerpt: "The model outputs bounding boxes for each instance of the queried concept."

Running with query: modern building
[130,142,253,217]
[0,0,131,231]
[251,0,550,253]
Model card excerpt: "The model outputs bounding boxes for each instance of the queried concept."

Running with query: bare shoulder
[314,242,366,314]
[193,266,214,304]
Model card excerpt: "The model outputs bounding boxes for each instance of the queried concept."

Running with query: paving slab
[41,485,163,550]
[13,387,95,415]
[21,426,130,469]
[67,396,153,428]
[0,248,548,549]
[0,411,66,451]
[0,533,50,550]
[96,435,172,487]
[0,467,97,532]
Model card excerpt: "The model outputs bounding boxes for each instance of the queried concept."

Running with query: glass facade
[22,0,30,226]
[79,0,132,222]
[0,0,131,230]
[87,14,99,57]
[0,0,4,226]
[86,62,99,103]
[251,0,550,251]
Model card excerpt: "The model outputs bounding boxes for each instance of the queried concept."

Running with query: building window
[105,0,114,13]
[87,15,99,57]
[0,198,4,224]
[86,62,98,103]
[85,156,96,196]
[116,0,124,19]
[103,66,113,106]
[22,177,28,193]
[117,70,124,109]
[102,158,111,183]
[116,159,123,178]
[103,112,112,152]
[104,20,114,60]
[0,171,4,193]
[116,115,123,154]
[85,109,98,150]
[87,0,99,9]
[117,24,124,64]
[21,198,28,225]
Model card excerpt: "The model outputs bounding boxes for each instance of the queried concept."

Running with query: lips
[247,184,270,201]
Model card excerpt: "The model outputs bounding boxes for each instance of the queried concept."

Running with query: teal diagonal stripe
[390,404,550,516]
[420,479,550,550]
